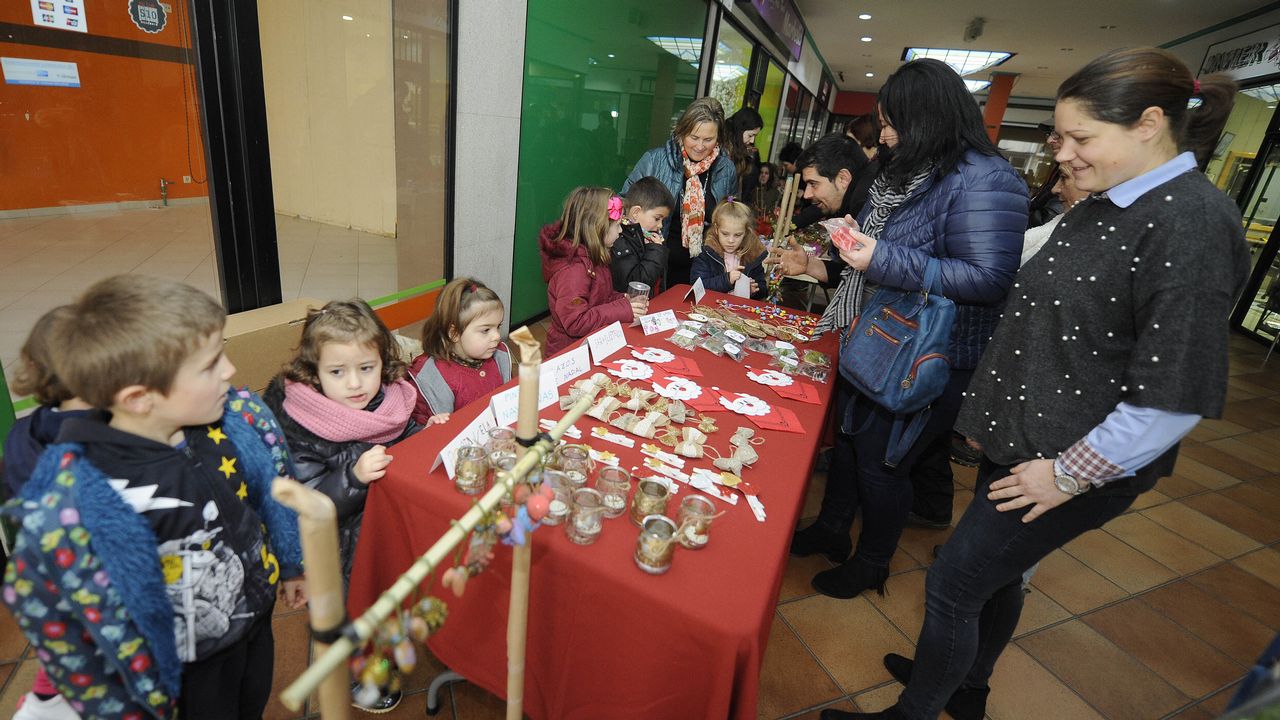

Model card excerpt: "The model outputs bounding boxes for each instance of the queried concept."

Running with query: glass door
[1234,141,1280,342]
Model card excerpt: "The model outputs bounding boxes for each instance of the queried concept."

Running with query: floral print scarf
[681,144,720,256]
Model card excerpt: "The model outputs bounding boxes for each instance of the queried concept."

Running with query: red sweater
[408,353,504,424]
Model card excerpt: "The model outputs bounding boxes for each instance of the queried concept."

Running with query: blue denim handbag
[839,259,954,465]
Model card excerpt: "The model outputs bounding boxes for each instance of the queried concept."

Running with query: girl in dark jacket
[690,200,768,299]
[791,59,1028,600]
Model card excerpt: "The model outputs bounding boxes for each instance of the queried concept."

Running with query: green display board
[509,0,708,323]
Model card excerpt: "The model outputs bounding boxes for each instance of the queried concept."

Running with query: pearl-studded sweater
[957,168,1250,474]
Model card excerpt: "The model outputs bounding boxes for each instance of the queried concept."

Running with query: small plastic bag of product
[700,335,728,356]
[799,361,831,382]
[770,352,801,374]
[722,340,746,363]
[820,217,863,254]
[802,349,832,368]
[668,322,703,349]
[743,338,776,354]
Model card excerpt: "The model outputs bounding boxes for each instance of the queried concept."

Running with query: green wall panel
[509,0,708,323]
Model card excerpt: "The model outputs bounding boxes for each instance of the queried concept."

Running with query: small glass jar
[634,514,677,574]
[539,470,572,526]
[454,445,488,496]
[630,477,671,526]
[485,427,518,467]
[595,466,631,519]
[676,494,716,550]
[489,453,517,506]
[557,445,593,491]
[565,488,605,545]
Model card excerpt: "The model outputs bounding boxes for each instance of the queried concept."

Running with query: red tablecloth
[349,286,838,720]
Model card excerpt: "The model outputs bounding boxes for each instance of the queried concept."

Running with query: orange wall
[0,0,207,210]
[832,91,877,117]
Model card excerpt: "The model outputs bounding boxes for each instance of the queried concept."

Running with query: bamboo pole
[771,175,795,248]
[506,326,542,720]
[278,337,602,713]
[271,479,349,720]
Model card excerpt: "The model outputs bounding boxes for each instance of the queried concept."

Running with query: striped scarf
[816,166,934,333]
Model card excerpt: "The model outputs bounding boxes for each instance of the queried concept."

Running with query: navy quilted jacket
[860,149,1028,369]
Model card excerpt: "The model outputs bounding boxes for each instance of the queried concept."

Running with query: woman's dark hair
[1027,164,1064,229]
[1057,47,1237,170]
[758,162,777,190]
[876,58,1000,185]
[725,107,765,175]
[844,114,878,149]
[778,142,803,165]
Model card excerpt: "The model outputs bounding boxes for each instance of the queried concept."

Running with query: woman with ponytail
[825,48,1250,720]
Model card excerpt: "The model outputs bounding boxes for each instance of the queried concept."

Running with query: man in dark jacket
[611,177,676,294]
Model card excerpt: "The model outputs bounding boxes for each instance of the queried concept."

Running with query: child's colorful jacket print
[1,389,301,719]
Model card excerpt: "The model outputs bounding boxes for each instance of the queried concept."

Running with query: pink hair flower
[608,195,623,221]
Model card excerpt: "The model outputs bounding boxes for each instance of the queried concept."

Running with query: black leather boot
[790,522,852,562]
[811,557,889,599]
[819,706,906,719]
[882,653,990,720]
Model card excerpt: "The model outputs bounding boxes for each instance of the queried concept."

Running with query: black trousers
[179,610,275,719]
[909,431,955,522]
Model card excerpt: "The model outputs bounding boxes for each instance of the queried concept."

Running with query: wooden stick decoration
[506,326,541,720]
[278,336,604,713]
[772,175,795,248]
[271,479,349,720]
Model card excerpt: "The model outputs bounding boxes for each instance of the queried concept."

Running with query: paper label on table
[745,494,767,522]
[725,329,748,344]
[639,309,679,335]
[689,469,739,505]
[489,366,557,426]
[771,380,820,404]
[544,343,591,387]
[589,448,620,466]
[642,456,690,484]
[586,321,627,365]
[684,277,706,304]
[590,426,635,448]
[540,418,581,439]
[434,406,499,478]
[641,442,685,469]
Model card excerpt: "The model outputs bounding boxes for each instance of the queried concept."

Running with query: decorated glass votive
[557,445,592,490]
[595,466,632,519]
[489,453,518,506]
[676,494,716,550]
[454,445,488,496]
[540,470,572,526]
[566,488,605,545]
[634,514,678,574]
[485,427,518,467]
[629,477,672,526]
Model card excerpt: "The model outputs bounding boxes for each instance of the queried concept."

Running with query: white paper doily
[632,346,676,364]
[652,376,703,400]
[746,369,794,387]
[718,392,772,416]
[606,359,654,380]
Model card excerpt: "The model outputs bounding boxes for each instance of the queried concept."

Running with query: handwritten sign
[586,321,627,365]
[683,277,706,304]
[433,406,499,478]
[639,309,679,335]
[543,343,590,386]
[490,366,558,426]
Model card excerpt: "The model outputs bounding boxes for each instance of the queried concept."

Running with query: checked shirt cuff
[1056,439,1126,486]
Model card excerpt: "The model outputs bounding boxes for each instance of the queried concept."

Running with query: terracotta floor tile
[1220,396,1280,430]
[1206,436,1280,474]
[801,472,828,520]
[952,462,978,490]
[1231,370,1280,393]
[896,525,952,569]
[867,569,926,641]
[780,594,914,694]
[1128,488,1171,511]
[1155,474,1208,499]
[1235,547,1280,590]
[1181,492,1280,544]
[1171,455,1242,490]
[1221,482,1280,517]
[1166,703,1217,719]
[1187,562,1280,629]
[1195,416,1255,438]
[1013,585,1072,638]
[1103,513,1220,574]
[1082,598,1243,698]
[778,553,837,604]
[986,644,1104,720]
[447,680,506,720]
[266,612,311,720]
[0,660,37,719]
[757,614,844,718]
[1197,681,1242,716]
[852,682,901,713]
[1253,474,1280,495]
[1017,620,1187,718]
[1234,426,1280,451]
[1141,502,1260,559]
[1141,582,1275,666]
[0,660,15,688]
[1225,385,1260,402]
[1028,549,1128,615]
[787,698,858,719]
[1179,442,1270,481]
[1062,529,1177,593]
[0,608,29,663]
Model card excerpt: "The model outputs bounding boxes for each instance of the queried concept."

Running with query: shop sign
[1199,24,1280,82]
[128,0,168,34]
[750,0,804,61]
[2,57,81,87]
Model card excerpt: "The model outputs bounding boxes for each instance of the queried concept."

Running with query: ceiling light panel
[903,47,1012,76]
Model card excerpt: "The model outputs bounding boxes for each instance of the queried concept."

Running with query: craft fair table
[348,286,839,720]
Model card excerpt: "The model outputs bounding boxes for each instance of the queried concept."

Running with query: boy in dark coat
[610,176,675,294]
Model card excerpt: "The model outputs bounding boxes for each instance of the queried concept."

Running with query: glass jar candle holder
[485,427,518,467]
[676,494,716,550]
[566,488,605,545]
[539,470,572,526]
[595,466,631,519]
[634,514,678,574]
[454,445,488,496]
[557,445,593,491]
[630,477,672,526]
[489,454,517,507]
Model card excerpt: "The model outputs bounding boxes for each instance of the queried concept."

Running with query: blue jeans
[894,457,1154,719]
[815,370,973,569]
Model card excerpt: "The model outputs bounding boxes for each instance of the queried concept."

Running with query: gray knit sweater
[957,170,1250,469]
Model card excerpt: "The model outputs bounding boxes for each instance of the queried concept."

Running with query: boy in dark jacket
[610,176,675,294]
[2,275,305,720]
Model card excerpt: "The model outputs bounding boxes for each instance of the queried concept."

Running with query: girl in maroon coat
[539,186,648,354]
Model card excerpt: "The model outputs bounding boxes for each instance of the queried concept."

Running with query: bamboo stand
[279,328,601,717]
[506,326,541,720]
[272,480,349,720]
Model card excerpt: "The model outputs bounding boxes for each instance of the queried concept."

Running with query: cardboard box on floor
[224,298,322,394]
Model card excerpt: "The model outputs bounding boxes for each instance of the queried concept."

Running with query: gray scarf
[816,166,934,333]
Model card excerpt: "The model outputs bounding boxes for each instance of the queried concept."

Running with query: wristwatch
[1053,460,1091,495]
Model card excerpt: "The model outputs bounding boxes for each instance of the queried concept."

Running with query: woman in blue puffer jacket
[790,58,1028,599]
[623,97,737,288]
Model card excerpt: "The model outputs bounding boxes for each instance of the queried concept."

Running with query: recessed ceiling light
[865,72,875,77]
[903,48,1014,76]
[861,36,873,42]
[341,15,353,21]
[858,13,872,20]
[607,53,616,58]
[1036,65,1049,70]
[1060,47,1074,51]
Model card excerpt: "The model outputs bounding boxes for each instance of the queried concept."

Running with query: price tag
[725,330,747,343]
[640,309,679,335]
[779,355,799,367]
[586,321,627,365]
[675,328,697,340]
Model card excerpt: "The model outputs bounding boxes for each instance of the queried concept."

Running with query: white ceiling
[799,0,1274,100]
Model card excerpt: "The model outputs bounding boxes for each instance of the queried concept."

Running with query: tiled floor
[0,328,1277,718]
[0,202,398,382]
